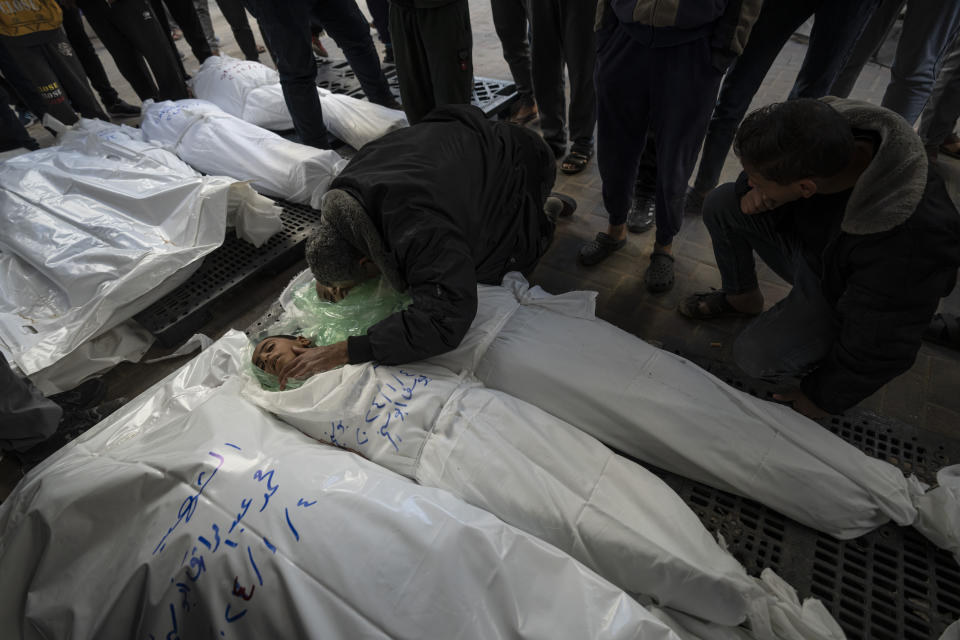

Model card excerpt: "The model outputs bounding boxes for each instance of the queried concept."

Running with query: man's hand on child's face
[278,341,350,389]
[316,281,351,303]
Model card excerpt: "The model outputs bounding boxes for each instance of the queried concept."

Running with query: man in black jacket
[680,98,960,418]
[277,105,565,385]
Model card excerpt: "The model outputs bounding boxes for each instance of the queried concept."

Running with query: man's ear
[296,336,312,347]
[798,179,819,199]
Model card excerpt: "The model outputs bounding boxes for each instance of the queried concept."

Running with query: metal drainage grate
[315,58,519,118]
[634,354,960,640]
[134,200,320,347]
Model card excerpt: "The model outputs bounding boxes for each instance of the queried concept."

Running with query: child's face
[252,336,311,376]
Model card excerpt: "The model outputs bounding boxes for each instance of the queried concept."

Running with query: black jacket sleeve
[800,234,949,413]
[347,217,478,366]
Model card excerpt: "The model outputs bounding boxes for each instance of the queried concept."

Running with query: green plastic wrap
[251,276,411,391]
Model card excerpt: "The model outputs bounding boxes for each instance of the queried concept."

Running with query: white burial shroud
[444,275,958,557]
[0,120,280,378]
[189,55,408,150]
[140,99,348,209]
[0,331,683,640]
[242,271,845,640]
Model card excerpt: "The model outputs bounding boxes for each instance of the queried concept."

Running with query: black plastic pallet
[315,58,519,118]
[134,200,321,348]
[639,356,960,640]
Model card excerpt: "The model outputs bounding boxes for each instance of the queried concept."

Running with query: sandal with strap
[561,147,593,175]
[679,289,760,320]
[924,312,960,350]
[644,252,675,293]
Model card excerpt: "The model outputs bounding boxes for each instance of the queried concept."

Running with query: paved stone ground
[1,2,957,497]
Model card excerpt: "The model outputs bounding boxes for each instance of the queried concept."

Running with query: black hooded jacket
[740,98,960,413]
[329,105,557,365]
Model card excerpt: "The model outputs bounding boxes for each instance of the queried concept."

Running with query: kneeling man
[278,104,570,386]
[681,98,960,418]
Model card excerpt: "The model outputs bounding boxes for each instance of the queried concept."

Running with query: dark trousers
[61,5,118,107]
[79,0,189,101]
[152,0,214,63]
[390,0,473,125]
[0,352,61,453]
[0,41,46,117]
[491,0,532,97]
[216,0,260,61]
[0,84,38,151]
[596,26,722,247]
[692,0,880,194]
[248,0,392,148]
[702,182,839,381]
[529,0,595,152]
[634,136,657,199]
[366,0,391,47]
[4,29,108,125]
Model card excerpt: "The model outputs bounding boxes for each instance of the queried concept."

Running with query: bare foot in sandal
[679,288,764,319]
[561,146,593,175]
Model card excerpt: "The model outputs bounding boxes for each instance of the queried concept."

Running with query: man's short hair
[734,99,855,184]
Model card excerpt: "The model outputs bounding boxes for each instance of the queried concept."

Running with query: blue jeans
[702,183,839,381]
[246,0,392,148]
[692,0,880,194]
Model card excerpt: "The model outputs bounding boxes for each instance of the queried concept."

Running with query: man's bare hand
[773,388,830,420]
[740,189,779,215]
[277,341,349,389]
[316,281,350,303]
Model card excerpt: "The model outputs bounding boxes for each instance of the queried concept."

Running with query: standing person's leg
[578,21,651,266]
[160,0,214,63]
[627,137,657,234]
[882,0,960,123]
[919,35,960,151]
[644,36,723,292]
[689,0,814,201]
[366,0,391,48]
[419,0,473,110]
[60,5,118,108]
[252,0,330,148]
[491,0,535,122]
[559,0,595,173]
[216,0,260,61]
[0,84,38,151]
[313,0,394,107]
[789,0,881,99]
[0,41,47,118]
[193,0,219,52]
[39,29,110,120]
[150,0,190,80]
[528,0,566,157]
[0,352,61,454]
[5,39,83,124]
[389,2,434,124]
[829,0,904,98]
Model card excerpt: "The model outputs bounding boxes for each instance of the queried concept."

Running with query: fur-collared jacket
[744,98,960,413]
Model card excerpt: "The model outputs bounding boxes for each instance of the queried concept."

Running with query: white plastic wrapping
[141,99,347,209]
[0,331,681,640]
[439,274,956,549]
[189,55,408,149]
[0,122,257,377]
[245,272,844,638]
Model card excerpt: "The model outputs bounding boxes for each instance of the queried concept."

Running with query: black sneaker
[627,194,655,233]
[107,100,141,118]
